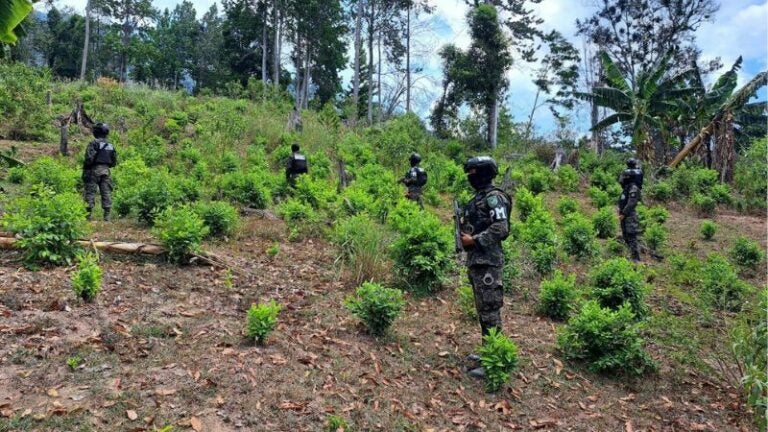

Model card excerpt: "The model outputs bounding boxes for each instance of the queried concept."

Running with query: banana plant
[0,0,34,44]
[574,51,696,163]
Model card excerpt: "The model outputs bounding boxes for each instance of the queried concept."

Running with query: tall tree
[80,0,92,80]
[192,4,225,91]
[431,4,511,148]
[576,0,718,87]
[98,0,155,82]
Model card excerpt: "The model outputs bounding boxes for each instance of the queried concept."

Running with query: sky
[46,0,768,136]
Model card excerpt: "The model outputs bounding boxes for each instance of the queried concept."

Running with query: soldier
[459,156,512,378]
[400,152,427,207]
[618,158,643,262]
[82,122,117,221]
[285,143,308,186]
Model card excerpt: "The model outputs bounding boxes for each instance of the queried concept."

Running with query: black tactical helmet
[92,123,109,138]
[464,156,498,189]
[409,152,421,166]
[626,158,639,169]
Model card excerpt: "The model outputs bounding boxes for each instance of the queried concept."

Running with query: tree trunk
[377,28,382,124]
[523,89,540,144]
[488,97,499,149]
[351,0,363,126]
[669,123,715,168]
[261,2,268,88]
[79,0,91,81]
[59,122,69,156]
[405,3,411,113]
[366,0,375,124]
[273,5,280,88]
[713,112,736,182]
[303,49,311,109]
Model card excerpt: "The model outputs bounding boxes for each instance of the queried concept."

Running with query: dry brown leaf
[190,416,203,431]
[46,388,59,398]
[126,410,138,421]
[553,359,563,375]
[155,388,177,396]
[625,420,634,432]
[438,351,449,357]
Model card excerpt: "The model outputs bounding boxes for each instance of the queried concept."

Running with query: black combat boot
[86,207,93,221]
[103,207,111,222]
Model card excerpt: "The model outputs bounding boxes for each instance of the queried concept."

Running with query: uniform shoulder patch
[486,195,499,208]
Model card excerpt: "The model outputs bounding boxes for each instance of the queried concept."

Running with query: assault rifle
[453,199,464,253]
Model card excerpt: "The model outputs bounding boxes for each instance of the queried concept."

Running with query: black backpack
[291,153,308,174]
[415,167,427,187]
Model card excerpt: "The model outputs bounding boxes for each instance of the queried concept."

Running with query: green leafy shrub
[732,288,767,430]
[592,207,618,239]
[692,193,716,217]
[195,201,239,239]
[478,328,519,392]
[644,223,667,253]
[246,300,281,344]
[2,186,88,267]
[71,252,102,302]
[531,244,557,276]
[556,165,580,192]
[701,254,752,311]
[670,165,696,197]
[556,197,579,217]
[345,282,405,336]
[220,171,271,209]
[7,166,25,184]
[692,168,719,191]
[587,186,612,208]
[502,240,521,288]
[134,171,188,224]
[526,169,551,194]
[386,199,422,233]
[325,415,350,432]
[391,212,453,293]
[562,214,598,259]
[557,301,655,375]
[734,139,767,211]
[700,220,717,240]
[589,169,614,191]
[0,63,52,140]
[218,151,240,173]
[25,157,78,193]
[604,239,625,257]
[709,183,733,205]
[333,214,391,285]
[338,185,376,216]
[456,283,478,320]
[647,181,673,202]
[589,258,648,318]
[730,236,765,270]
[514,187,541,221]
[152,205,209,264]
[293,175,339,210]
[538,271,578,321]
[637,205,669,228]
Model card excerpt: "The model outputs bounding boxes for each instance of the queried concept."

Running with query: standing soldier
[285,143,308,186]
[618,158,643,262]
[82,122,117,221]
[400,152,427,207]
[459,156,511,378]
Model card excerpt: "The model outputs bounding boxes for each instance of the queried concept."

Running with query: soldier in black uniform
[460,156,512,378]
[400,152,428,207]
[82,123,118,221]
[618,158,643,262]
[285,143,308,186]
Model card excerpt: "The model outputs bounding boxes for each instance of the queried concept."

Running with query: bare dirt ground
[0,204,765,431]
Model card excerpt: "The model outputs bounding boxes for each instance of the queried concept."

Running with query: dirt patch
[0,210,761,431]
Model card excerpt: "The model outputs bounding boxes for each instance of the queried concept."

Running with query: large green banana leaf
[0,0,34,44]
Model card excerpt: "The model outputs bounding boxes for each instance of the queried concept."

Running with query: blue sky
[49,0,767,136]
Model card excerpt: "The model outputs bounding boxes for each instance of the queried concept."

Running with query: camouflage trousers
[83,171,112,210]
[468,265,504,336]
[621,216,640,261]
[406,187,423,208]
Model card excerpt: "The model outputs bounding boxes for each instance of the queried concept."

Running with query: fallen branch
[0,235,241,273]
